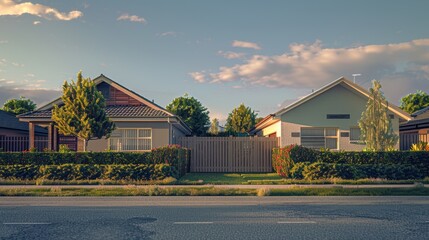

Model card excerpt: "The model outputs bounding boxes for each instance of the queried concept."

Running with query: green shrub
[273,146,429,179]
[0,152,152,165]
[272,145,296,177]
[151,145,189,177]
[289,145,318,163]
[0,164,175,181]
[289,162,310,179]
[301,162,424,180]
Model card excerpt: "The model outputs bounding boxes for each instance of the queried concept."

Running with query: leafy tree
[400,90,429,114]
[52,72,115,151]
[358,80,398,151]
[209,118,219,135]
[226,103,257,134]
[2,96,36,115]
[166,94,210,136]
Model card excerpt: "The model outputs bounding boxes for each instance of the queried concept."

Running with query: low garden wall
[0,145,190,181]
[272,145,429,180]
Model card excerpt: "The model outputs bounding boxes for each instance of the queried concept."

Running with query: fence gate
[400,133,428,150]
[178,137,279,173]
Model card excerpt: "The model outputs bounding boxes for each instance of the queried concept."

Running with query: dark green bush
[0,145,190,177]
[273,145,429,178]
[289,162,310,179]
[300,162,424,180]
[0,152,152,165]
[290,145,318,163]
[151,145,190,177]
[0,164,175,180]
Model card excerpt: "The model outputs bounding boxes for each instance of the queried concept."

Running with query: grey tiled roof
[19,105,170,118]
[0,110,47,133]
[106,105,170,117]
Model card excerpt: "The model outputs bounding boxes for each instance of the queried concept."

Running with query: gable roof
[274,77,411,120]
[0,110,47,134]
[411,106,429,119]
[17,74,192,134]
[37,74,174,116]
[250,77,411,134]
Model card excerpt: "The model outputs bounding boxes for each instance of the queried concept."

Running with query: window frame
[300,127,339,150]
[108,128,152,152]
[349,126,364,143]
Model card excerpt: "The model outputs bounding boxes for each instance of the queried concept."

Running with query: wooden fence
[400,133,428,150]
[178,137,279,173]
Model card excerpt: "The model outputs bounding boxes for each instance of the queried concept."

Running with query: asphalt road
[0,196,428,240]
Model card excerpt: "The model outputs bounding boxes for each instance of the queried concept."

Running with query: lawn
[178,173,282,185]
[178,173,429,185]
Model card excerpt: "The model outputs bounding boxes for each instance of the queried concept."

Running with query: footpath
[0,184,427,189]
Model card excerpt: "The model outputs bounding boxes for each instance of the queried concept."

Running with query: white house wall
[279,83,401,150]
[255,121,281,138]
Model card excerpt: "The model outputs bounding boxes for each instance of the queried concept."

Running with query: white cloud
[232,40,261,50]
[189,72,206,83]
[195,39,429,101]
[0,0,83,20]
[117,13,146,24]
[217,51,246,59]
[198,39,429,102]
[159,31,177,37]
[33,20,40,25]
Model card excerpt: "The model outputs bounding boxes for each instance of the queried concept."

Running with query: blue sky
[0,0,428,123]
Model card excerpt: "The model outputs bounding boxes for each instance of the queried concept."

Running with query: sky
[0,0,429,124]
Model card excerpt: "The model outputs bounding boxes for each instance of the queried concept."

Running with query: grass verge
[178,173,429,185]
[0,177,178,186]
[0,186,428,197]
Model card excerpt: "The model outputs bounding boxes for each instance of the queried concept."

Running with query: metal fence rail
[178,137,279,173]
[0,136,48,152]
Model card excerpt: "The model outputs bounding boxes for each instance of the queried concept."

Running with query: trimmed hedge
[0,145,190,180]
[0,152,152,165]
[300,162,424,180]
[272,145,429,179]
[0,164,174,180]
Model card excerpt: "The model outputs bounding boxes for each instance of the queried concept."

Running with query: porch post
[53,127,59,151]
[47,124,53,150]
[29,122,35,149]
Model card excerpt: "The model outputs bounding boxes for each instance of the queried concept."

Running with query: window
[350,127,362,142]
[109,128,152,151]
[301,127,338,150]
[327,114,350,119]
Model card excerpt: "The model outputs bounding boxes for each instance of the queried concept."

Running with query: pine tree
[358,80,398,151]
[209,118,219,135]
[226,103,257,134]
[52,72,115,151]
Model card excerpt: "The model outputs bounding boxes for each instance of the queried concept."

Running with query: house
[250,77,411,151]
[0,110,47,137]
[18,74,191,152]
[399,106,429,150]
[0,109,48,151]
